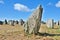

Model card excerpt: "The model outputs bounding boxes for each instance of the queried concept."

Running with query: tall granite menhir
[24,5,43,34]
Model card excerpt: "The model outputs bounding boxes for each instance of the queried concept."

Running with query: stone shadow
[35,32,60,36]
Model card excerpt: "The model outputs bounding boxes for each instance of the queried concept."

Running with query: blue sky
[0,0,60,22]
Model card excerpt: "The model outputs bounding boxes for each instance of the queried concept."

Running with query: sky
[0,0,60,22]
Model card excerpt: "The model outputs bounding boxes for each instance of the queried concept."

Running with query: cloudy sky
[0,0,60,22]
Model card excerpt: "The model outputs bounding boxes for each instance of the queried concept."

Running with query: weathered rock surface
[46,19,54,28]
[24,5,43,34]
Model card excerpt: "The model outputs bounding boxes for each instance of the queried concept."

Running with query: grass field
[0,24,60,40]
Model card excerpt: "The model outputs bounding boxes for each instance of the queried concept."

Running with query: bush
[0,21,3,25]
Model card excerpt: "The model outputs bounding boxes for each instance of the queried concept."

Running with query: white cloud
[0,0,4,4]
[55,1,60,8]
[14,3,34,12]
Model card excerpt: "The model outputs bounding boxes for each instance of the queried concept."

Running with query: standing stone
[4,19,8,24]
[13,20,15,26]
[56,20,60,26]
[8,20,15,26]
[15,20,19,24]
[46,19,54,28]
[56,21,59,26]
[14,20,19,25]
[24,5,43,34]
[19,19,25,25]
